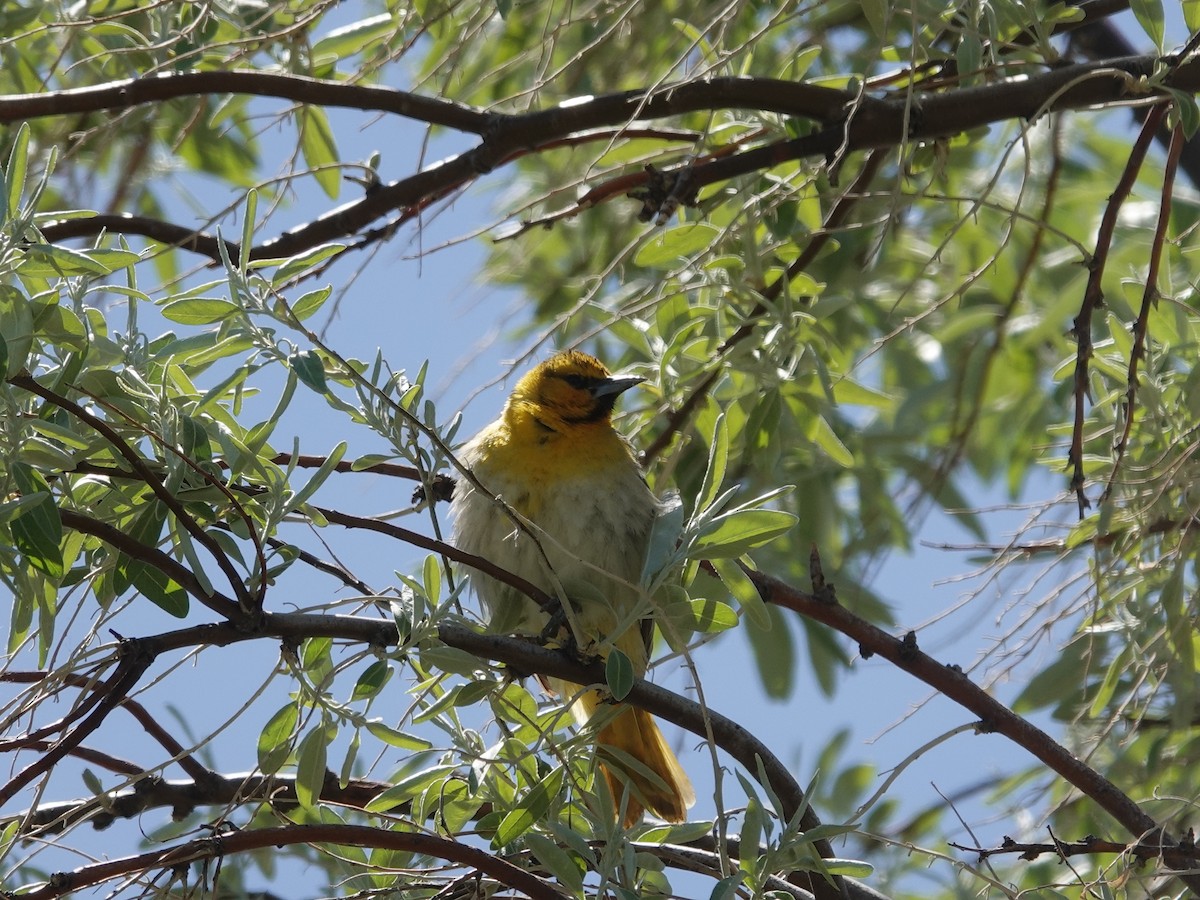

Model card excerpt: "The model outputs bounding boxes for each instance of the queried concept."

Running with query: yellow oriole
[450,350,694,825]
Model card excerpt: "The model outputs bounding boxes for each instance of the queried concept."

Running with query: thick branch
[14,823,565,900]
[747,567,1200,892]
[83,613,835,861]
[7,771,398,836]
[0,70,492,134]
[35,55,1200,264]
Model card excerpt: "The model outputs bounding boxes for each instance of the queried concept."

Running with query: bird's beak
[591,375,644,399]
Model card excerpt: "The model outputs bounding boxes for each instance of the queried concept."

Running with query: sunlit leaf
[494,765,564,847]
[295,725,330,808]
[257,703,298,775]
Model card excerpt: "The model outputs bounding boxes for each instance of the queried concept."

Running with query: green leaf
[339,729,361,790]
[257,703,298,775]
[10,462,64,579]
[1130,0,1164,50]
[6,121,30,217]
[1185,0,1200,30]
[311,14,394,60]
[824,858,874,877]
[300,107,341,199]
[295,725,330,808]
[32,301,88,352]
[0,286,33,377]
[739,797,764,874]
[812,415,854,467]
[351,660,392,701]
[689,597,739,633]
[641,495,684,584]
[525,833,584,894]
[291,349,328,393]
[746,605,794,699]
[697,413,729,513]
[605,648,634,701]
[694,508,797,557]
[364,720,434,750]
[287,441,346,513]
[422,553,442,605]
[454,678,499,707]
[860,0,889,37]
[240,190,257,272]
[270,243,346,288]
[287,286,333,322]
[111,500,189,617]
[18,244,114,277]
[708,874,744,900]
[1013,639,1090,713]
[493,765,564,847]
[1168,89,1200,139]
[160,297,241,325]
[634,223,720,268]
[712,557,770,630]
[365,765,459,812]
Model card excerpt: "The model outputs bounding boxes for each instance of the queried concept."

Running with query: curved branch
[1068,103,1167,514]
[137,613,835,862]
[745,564,1200,892]
[1103,122,1183,501]
[0,671,214,784]
[58,508,240,618]
[0,637,156,808]
[13,823,565,900]
[0,70,492,134]
[6,771,400,836]
[950,833,1200,869]
[34,56,1200,265]
[10,373,257,620]
[310,504,555,611]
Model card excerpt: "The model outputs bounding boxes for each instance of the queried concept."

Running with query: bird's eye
[561,374,592,389]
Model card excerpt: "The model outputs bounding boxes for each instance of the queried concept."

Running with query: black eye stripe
[559,373,599,390]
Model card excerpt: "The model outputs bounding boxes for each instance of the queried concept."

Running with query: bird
[449,349,695,826]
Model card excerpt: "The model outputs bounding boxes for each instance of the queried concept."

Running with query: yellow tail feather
[577,691,695,827]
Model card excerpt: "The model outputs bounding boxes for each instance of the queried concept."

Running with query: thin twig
[1103,122,1184,502]
[642,149,886,463]
[1067,102,1167,515]
[0,638,156,808]
[10,374,257,621]
[0,671,214,783]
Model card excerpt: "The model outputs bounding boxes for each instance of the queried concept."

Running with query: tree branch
[950,832,1200,869]
[0,637,156,808]
[33,56,1199,266]
[12,823,566,900]
[1068,102,1167,514]
[746,564,1200,893]
[1103,122,1184,502]
[5,771,400,836]
[10,373,259,620]
[0,671,214,784]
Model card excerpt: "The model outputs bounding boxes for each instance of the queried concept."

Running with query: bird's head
[507,350,643,432]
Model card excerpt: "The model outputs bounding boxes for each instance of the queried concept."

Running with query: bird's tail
[578,691,695,826]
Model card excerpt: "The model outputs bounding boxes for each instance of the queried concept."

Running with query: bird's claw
[538,606,569,646]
